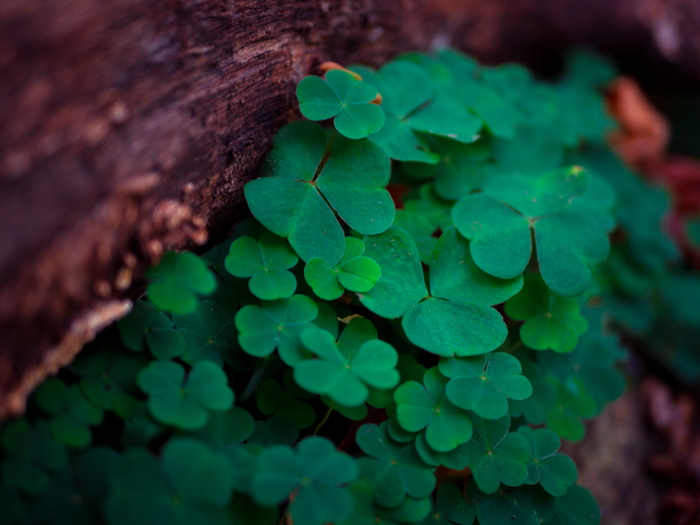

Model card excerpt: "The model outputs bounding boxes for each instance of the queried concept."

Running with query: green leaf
[256,379,316,429]
[246,124,394,263]
[190,407,256,448]
[360,226,428,318]
[35,379,104,448]
[118,301,186,360]
[467,483,555,525]
[548,486,600,525]
[294,318,399,407]
[235,294,318,365]
[417,482,475,525]
[517,426,578,496]
[225,234,298,300]
[392,210,438,264]
[464,415,531,494]
[105,439,234,525]
[439,352,533,419]
[137,361,233,430]
[355,422,436,508]
[304,237,381,300]
[297,70,385,139]
[506,274,589,353]
[146,252,216,314]
[172,300,238,365]
[251,436,358,525]
[394,367,473,452]
[1,420,68,493]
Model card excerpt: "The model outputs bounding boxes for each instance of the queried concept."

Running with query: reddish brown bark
[3,0,700,418]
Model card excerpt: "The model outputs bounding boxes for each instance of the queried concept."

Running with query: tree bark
[2,0,700,418]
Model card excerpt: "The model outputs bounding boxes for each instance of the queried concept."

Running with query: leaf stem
[239,357,269,402]
[314,404,334,435]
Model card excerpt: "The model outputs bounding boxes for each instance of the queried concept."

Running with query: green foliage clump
[2,47,692,525]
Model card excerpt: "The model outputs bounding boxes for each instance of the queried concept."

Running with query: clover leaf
[245,122,394,264]
[297,69,385,139]
[453,166,613,295]
[362,226,515,356]
[467,482,555,525]
[293,317,399,407]
[235,294,318,365]
[439,352,533,420]
[172,300,238,365]
[35,379,104,448]
[517,426,578,496]
[355,422,436,508]
[71,347,144,417]
[251,436,358,525]
[394,367,473,452]
[137,361,233,430]
[190,407,255,449]
[392,210,439,264]
[146,251,216,314]
[225,233,298,300]
[418,482,475,525]
[304,237,381,300]
[506,274,589,353]
[548,486,600,525]
[118,301,186,360]
[256,379,316,429]
[1,420,68,493]
[464,415,531,494]
[105,438,234,525]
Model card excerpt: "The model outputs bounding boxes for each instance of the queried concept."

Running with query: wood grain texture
[2,0,700,417]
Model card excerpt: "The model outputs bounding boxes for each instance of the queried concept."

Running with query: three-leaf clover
[146,251,216,314]
[225,233,298,300]
[463,415,531,494]
[361,226,520,356]
[548,486,600,525]
[35,379,104,448]
[172,300,238,365]
[293,317,399,407]
[453,166,612,296]
[235,294,318,366]
[304,237,381,300]
[505,274,589,353]
[418,482,475,525]
[439,352,533,420]
[251,436,358,525]
[137,361,234,430]
[118,301,186,360]
[297,69,385,139]
[256,379,316,429]
[245,122,394,264]
[466,482,555,525]
[517,426,578,496]
[105,439,234,525]
[354,422,436,508]
[394,367,473,452]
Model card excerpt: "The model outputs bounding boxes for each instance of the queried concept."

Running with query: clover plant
[1,47,693,525]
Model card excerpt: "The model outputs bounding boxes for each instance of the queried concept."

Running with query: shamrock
[296,69,385,139]
[392,210,439,264]
[463,415,531,494]
[505,274,589,353]
[340,481,432,525]
[304,237,381,300]
[35,379,104,448]
[105,439,235,525]
[137,361,234,430]
[361,226,521,356]
[439,352,533,420]
[518,427,578,497]
[256,378,316,429]
[294,317,400,407]
[0,420,68,493]
[394,367,473,452]
[548,486,600,525]
[353,61,483,162]
[225,233,298,300]
[354,422,436,509]
[245,122,394,264]
[235,294,318,366]
[417,482,475,525]
[467,482,555,525]
[146,251,216,314]
[190,407,255,449]
[251,436,358,525]
[453,166,613,296]
[172,300,238,365]
[118,301,186,360]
